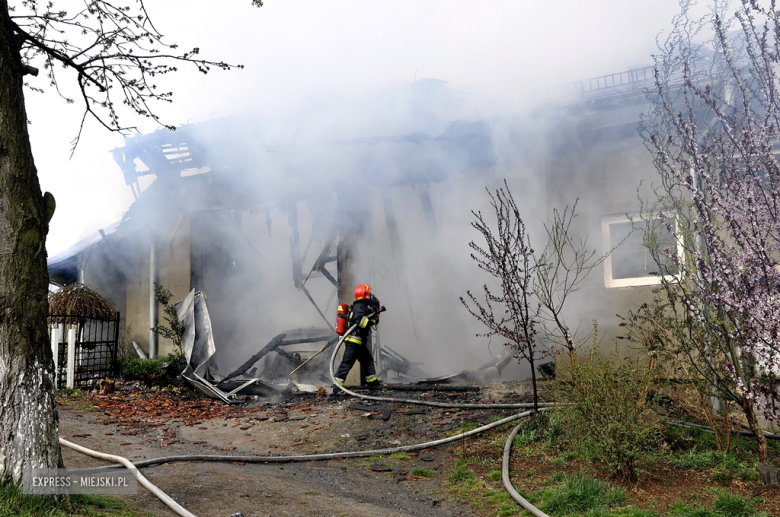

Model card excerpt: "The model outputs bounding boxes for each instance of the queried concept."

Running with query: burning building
[47,72,668,394]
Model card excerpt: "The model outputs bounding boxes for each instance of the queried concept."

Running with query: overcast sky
[28,0,706,256]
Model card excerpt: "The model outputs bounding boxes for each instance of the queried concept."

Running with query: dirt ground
[59,380,780,517]
[57,381,536,517]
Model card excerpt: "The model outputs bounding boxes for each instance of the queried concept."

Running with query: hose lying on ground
[328,328,553,409]
[69,325,554,516]
[503,419,550,517]
[74,408,552,516]
[59,437,196,517]
[666,418,780,440]
[84,409,536,470]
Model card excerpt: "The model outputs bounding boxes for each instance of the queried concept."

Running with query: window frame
[601,213,684,289]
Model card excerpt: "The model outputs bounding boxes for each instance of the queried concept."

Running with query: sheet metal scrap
[176,289,338,401]
[221,329,337,385]
[176,288,506,401]
[176,289,280,403]
[380,345,429,381]
[416,349,513,385]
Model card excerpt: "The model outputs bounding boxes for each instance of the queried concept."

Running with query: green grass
[410,468,435,478]
[667,489,769,517]
[710,491,763,517]
[550,471,566,483]
[448,459,474,482]
[487,470,503,481]
[388,452,411,461]
[532,474,629,515]
[449,468,474,482]
[667,445,760,484]
[458,421,481,433]
[0,482,149,516]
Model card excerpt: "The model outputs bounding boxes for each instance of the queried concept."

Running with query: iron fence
[50,313,121,388]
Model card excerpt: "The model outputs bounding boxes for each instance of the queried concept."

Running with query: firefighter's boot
[331,382,346,397]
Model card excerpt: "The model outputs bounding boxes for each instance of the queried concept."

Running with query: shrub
[118,353,186,384]
[118,356,163,381]
[554,346,662,482]
[152,283,185,356]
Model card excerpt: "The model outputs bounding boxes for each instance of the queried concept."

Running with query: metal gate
[50,313,121,388]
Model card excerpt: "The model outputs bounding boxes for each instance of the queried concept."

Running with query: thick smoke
[57,65,662,384]
[83,79,560,380]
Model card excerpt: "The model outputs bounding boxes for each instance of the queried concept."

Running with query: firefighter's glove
[359,316,371,329]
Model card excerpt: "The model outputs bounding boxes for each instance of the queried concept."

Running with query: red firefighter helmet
[354,284,372,300]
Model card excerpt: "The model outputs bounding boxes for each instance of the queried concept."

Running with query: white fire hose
[59,437,195,517]
[63,312,553,517]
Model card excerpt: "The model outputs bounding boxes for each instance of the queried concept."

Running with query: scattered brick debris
[90,391,261,429]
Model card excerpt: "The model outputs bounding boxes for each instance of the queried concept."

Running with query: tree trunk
[528,355,538,412]
[0,2,62,483]
[742,396,767,463]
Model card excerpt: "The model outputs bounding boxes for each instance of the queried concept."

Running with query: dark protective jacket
[344,294,381,345]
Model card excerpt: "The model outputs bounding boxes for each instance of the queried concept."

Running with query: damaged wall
[124,216,192,357]
[49,77,673,385]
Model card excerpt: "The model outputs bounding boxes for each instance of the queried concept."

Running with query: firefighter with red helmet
[334,284,382,390]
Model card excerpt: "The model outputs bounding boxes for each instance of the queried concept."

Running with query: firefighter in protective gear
[334,284,382,389]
